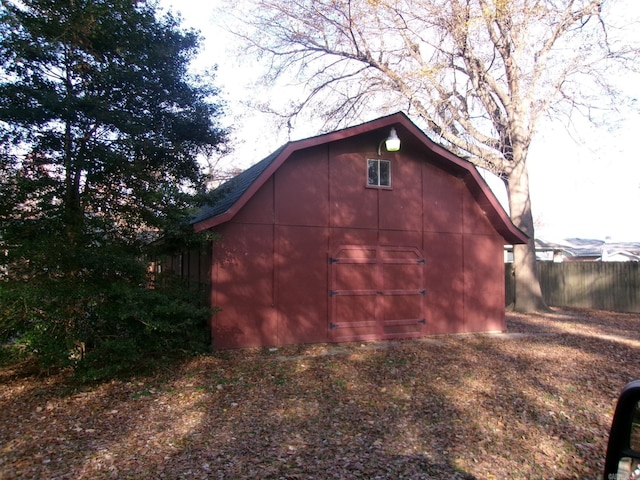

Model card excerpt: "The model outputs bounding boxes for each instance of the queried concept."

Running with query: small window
[367,159,391,187]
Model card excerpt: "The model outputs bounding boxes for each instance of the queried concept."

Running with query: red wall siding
[276,225,329,344]
[423,162,464,234]
[379,151,423,232]
[463,234,505,332]
[462,188,505,332]
[209,135,508,348]
[329,150,379,229]
[275,147,329,226]
[211,223,277,349]
[330,228,379,249]
[463,183,499,236]
[231,176,274,225]
[380,229,423,247]
[423,232,464,334]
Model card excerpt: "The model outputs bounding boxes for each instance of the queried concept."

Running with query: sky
[160,0,640,242]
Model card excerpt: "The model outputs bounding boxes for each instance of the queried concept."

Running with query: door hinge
[329,257,339,264]
[418,319,426,325]
[329,290,339,296]
[418,258,426,264]
[329,322,339,330]
[420,289,427,296]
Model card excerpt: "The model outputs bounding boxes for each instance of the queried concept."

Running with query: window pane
[379,161,390,186]
[367,159,391,187]
[367,159,378,186]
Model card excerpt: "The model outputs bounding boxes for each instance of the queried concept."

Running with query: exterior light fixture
[378,127,401,155]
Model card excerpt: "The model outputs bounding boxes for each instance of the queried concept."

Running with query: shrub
[0,256,212,381]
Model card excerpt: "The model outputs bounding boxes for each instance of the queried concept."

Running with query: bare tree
[226,0,639,312]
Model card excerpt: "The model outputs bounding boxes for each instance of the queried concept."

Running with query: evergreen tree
[0,0,226,378]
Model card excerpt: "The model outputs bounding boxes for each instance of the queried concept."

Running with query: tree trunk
[507,156,548,312]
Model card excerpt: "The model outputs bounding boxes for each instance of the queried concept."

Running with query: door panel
[330,246,380,342]
[381,293,424,336]
[332,294,379,342]
[380,247,425,338]
[333,262,377,291]
[382,263,423,290]
[330,245,426,342]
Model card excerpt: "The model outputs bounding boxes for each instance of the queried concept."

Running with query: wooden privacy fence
[505,262,640,313]
[149,246,212,305]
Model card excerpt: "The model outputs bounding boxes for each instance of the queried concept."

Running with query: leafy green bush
[0,266,212,380]
[0,342,28,368]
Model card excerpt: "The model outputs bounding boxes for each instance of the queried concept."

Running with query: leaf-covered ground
[1,308,639,479]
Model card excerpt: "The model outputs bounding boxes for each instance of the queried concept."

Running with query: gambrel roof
[192,112,528,245]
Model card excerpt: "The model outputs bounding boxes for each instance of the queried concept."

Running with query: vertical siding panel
[211,223,277,349]
[275,225,329,345]
[425,232,464,334]
[464,235,505,332]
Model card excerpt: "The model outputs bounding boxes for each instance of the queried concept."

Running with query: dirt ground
[1,308,639,479]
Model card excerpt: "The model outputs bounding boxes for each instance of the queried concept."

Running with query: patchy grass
[0,308,638,479]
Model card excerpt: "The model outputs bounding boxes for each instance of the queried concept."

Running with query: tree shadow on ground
[0,308,638,479]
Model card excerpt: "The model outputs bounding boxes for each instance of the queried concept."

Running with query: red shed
[192,112,527,349]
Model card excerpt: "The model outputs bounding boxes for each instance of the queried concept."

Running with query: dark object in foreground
[604,380,640,480]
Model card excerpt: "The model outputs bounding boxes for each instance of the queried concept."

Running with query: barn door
[329,245,426,343]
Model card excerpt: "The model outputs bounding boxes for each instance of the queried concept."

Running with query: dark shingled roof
[191,145,287,225]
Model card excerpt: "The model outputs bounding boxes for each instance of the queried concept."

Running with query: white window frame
[367,159,391,188]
